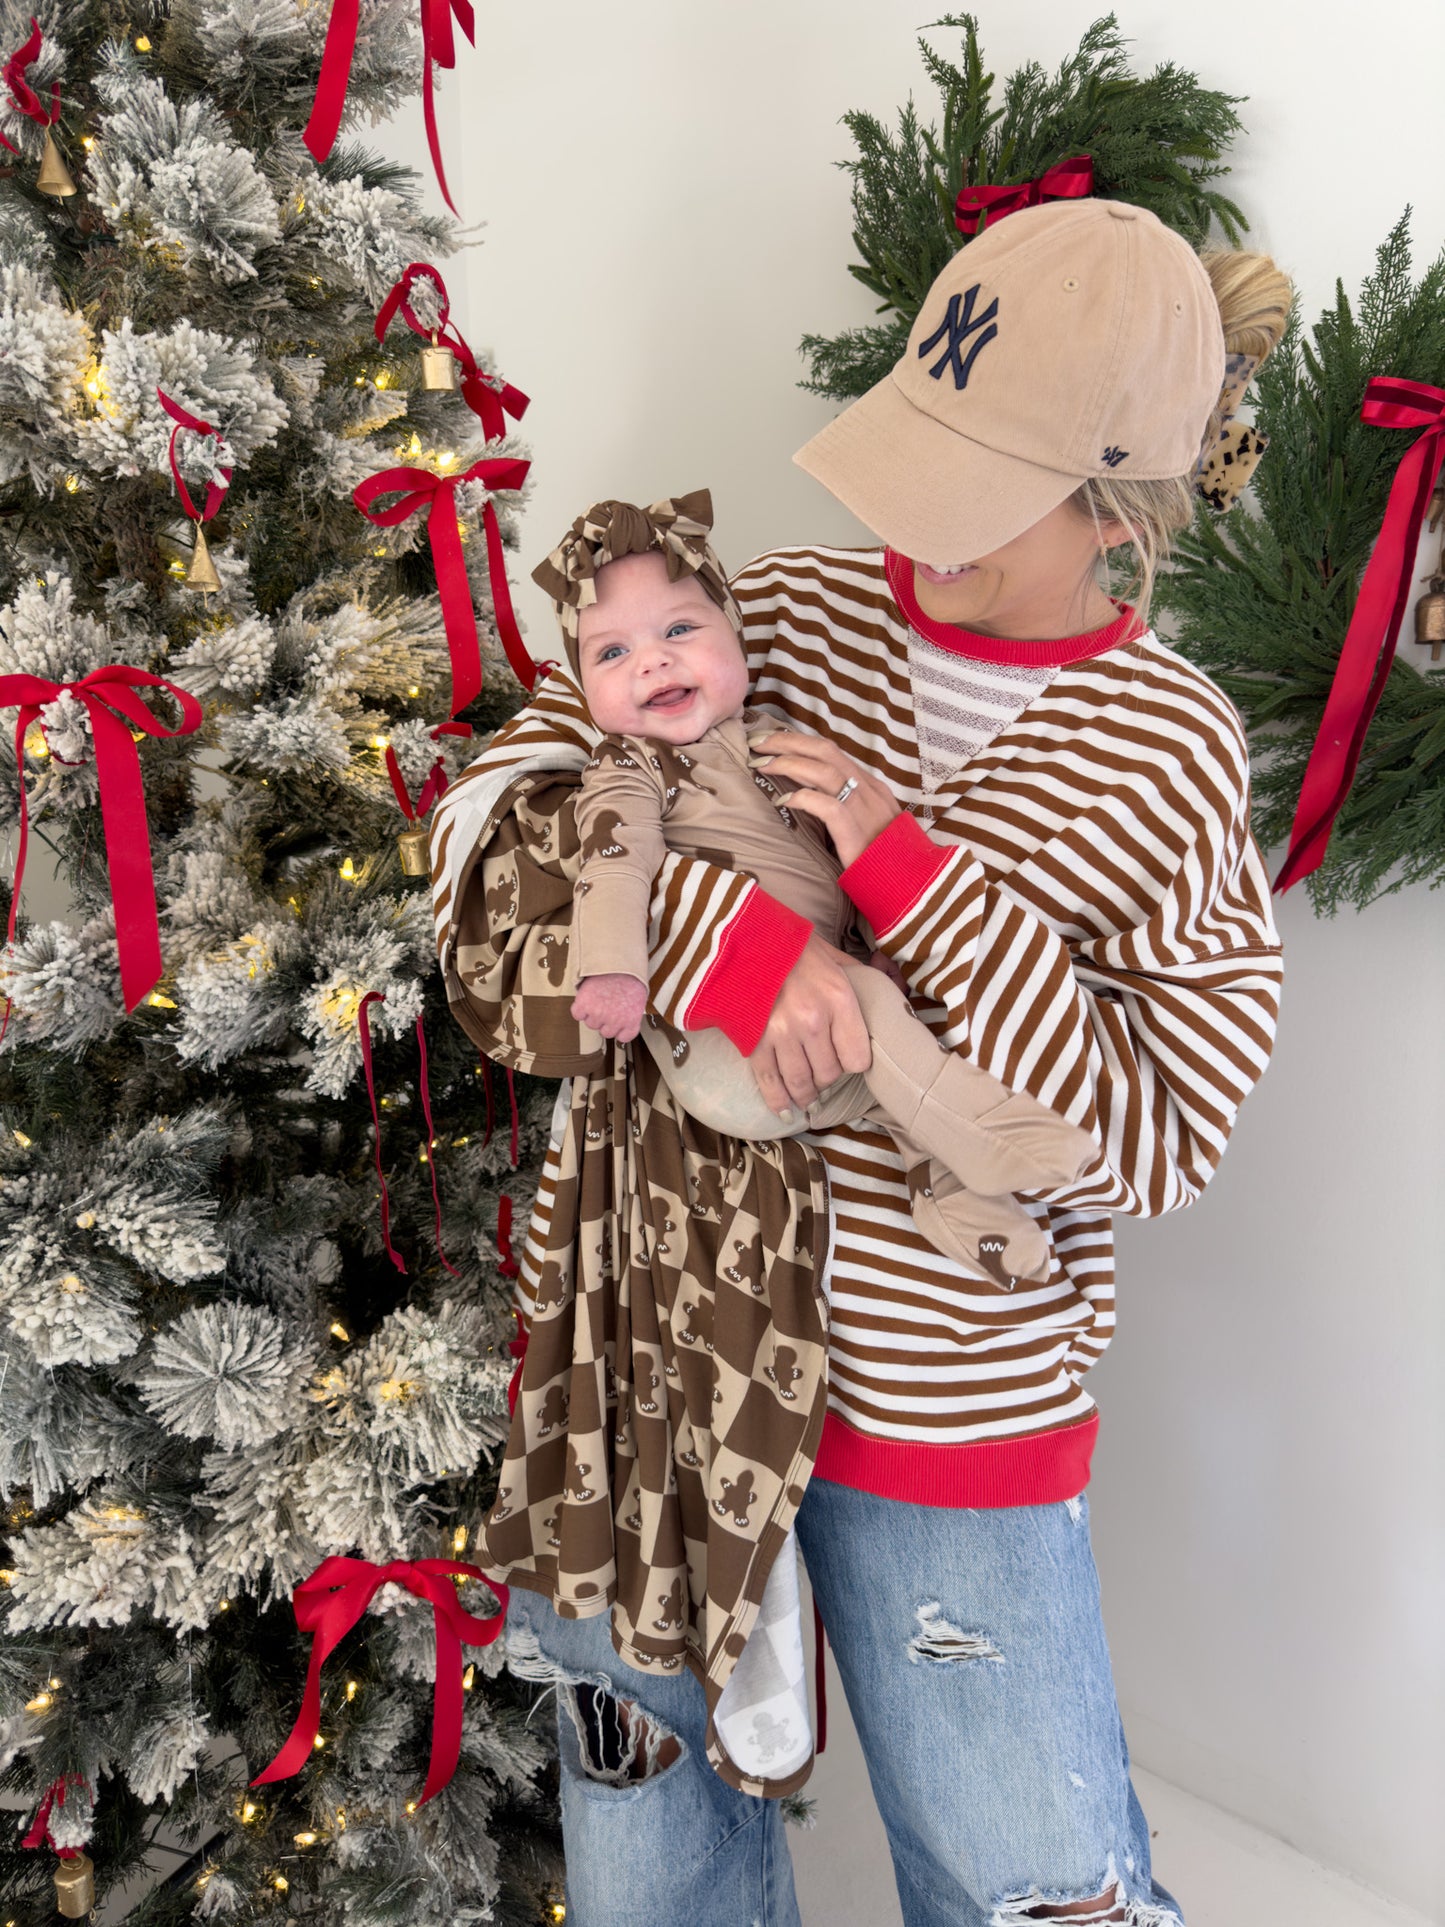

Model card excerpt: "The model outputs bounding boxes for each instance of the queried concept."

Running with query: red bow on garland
[954,154,1094,236]
[1,17,59,150]
[353,457,535,714]
[376,264,529,444]
[1275,377,1445,891]
[157,386,232,527]
[251,1556,508,1807]
[0,667,202,1014]
[304,0,474,214]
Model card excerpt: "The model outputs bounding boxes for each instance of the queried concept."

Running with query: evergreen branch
[801,13,1248,399]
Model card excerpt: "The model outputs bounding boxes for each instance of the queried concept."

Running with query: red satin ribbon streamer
[1275,377,1445,892]
[357,992,457,1275]
[21,1775,86,1856]
[418,0,474,216]
[1,667,202,1013]
[495,1192,519,1279]
[2,18,58,151]
[354,457,535,713]
[954,154,1094,236]
[304,0,474,215]
[156,387,232,525]
[251,1555,508,1806]
[375,264,529,443]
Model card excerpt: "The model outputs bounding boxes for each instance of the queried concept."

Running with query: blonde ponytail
[1200,248,1292,361]
[1073,245,1294,626]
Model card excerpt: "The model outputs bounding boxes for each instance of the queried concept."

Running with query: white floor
[789,1626,1433,1927]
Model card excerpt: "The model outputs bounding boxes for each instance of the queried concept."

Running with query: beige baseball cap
[794,198,1225,565]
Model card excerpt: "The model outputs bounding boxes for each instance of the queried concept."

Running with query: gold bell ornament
[36,128,77,198]
[419,330,459,393]
[1415,571,1445,660]
[187,522,221,594]
[397,824,431,876]
[54,1851,95,1919]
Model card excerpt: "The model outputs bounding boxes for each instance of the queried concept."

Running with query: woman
[431,200,1288,1925]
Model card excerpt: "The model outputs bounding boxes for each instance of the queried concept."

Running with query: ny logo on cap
[917,285,999,390]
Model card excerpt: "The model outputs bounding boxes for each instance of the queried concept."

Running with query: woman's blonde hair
[1073,248,1293,624]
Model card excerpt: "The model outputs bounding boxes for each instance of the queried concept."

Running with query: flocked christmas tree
[0,3,564,1921]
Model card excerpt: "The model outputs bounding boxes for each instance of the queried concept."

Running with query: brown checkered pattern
[449,764,830,1798]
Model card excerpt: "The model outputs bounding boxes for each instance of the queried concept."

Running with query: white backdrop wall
[385,2,1445,1913]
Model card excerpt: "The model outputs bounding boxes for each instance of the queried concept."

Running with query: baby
[531,491,1097,1287]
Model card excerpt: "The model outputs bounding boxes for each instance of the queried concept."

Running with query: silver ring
[835,776,859,804]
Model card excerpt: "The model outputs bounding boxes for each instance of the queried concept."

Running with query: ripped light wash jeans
[505,1478,1183,1927]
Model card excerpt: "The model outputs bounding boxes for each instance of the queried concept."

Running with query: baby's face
[576,552,748,743]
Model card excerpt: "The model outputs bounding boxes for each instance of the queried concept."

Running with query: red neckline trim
[884,546,1142,666]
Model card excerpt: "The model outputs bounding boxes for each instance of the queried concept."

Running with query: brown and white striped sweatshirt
[433,544,1283,1509]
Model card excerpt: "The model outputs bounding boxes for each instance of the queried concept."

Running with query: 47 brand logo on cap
[917,285,999,390]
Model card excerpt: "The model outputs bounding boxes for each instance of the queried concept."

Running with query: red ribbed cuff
[813,1409,1098,1507]
[840,812,954,939]
[682,885,812,1056]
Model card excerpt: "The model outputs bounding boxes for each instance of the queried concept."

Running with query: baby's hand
[571,973,649,1042]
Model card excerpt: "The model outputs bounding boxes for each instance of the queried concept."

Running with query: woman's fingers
[747,1047,797,1121]
[785,784,901,869]
[749,934,871,1113]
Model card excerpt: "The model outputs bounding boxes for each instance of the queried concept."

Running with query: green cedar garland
[1160,213,1445,913]
[799,12,1248,401]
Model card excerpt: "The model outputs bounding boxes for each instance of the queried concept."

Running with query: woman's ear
[1096,518,1132,553]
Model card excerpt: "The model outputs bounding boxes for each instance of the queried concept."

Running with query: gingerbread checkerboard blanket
[445,767,830,1796]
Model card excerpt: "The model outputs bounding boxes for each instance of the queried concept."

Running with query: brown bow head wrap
[531,488,743,679]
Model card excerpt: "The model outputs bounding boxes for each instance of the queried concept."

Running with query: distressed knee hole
[505,1624,685,1787]
[906,1599,1005,1666]
[570,1683,683,1785]
[1020,1899,1126,1924]
[991,1863,1180,1927]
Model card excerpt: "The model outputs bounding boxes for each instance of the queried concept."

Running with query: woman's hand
[748,933,872,1117]
[755,729,900,869]
[571,973,649,1041]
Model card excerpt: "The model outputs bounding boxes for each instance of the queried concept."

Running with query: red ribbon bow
[353,457,535,714]
[251,1555,508,1807]
[1,667,202,1014]
[2,18,58,150]
[384,720,470,826]
[304,0,474,215]
[376,264,529,444]
[1275,377,1445,892]
[21,1775,86,1857]
[157,387,232,525]
[954,154,1094,236]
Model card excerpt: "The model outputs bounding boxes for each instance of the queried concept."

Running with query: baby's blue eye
[665,622,696,640]
[597,644,625,663]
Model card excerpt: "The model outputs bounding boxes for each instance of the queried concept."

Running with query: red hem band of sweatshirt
[839,811,955,939]
[683,883,812,1056]
[814,1409,1099,1506]
[884,546,1141,666]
